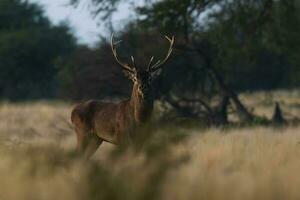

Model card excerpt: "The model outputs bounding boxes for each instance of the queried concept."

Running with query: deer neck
[130,83,153,123]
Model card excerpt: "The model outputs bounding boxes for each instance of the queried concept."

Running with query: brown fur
[71,82,153,158]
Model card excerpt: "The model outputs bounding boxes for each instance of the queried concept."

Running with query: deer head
[110,34,175,99]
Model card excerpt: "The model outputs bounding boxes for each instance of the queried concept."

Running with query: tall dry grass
[0,90,299,200]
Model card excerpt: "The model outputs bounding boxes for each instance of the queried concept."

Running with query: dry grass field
[0,90,300,200]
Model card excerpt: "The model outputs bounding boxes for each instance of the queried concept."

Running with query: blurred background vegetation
[0,0,299,103]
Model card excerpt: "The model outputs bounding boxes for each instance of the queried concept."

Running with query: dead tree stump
[272,102,286,124]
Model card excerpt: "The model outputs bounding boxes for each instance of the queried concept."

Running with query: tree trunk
[212,95,229,125]
[272,102,285,124]
[208,61,254,123]
[176,41,254,123]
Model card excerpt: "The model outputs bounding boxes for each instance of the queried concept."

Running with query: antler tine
[149,35,175,72]
[147,56,154,71]
[110,33,135,73]
[153,59,161,67]
[131,56,136,67]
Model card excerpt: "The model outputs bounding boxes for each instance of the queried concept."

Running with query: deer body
[72,83,153,146]
[71,34,174,158]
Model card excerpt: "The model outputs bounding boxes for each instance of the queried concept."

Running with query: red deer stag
[71,34,174,158]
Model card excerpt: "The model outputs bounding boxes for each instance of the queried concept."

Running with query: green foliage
[71,0,300,101]
[250,116,270,126]
[209,0,300,89]
[56,44,132,100]
[0,0,76,100]
[137,0,300,90]
[69,0,125,20]
[0,0,49,29]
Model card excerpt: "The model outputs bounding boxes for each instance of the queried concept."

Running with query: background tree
[66,0,300,124]
[56,44,131,100]
[0,0,76,100]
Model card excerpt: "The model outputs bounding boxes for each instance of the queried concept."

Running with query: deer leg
[75,127,89,154]
[76,128,102,158]
[84,135,103,158]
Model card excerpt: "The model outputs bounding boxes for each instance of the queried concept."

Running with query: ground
[0,90,299,200]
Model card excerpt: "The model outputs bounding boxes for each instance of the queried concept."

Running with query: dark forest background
[0,0,299,102]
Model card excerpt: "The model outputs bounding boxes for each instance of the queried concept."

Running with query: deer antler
[111,34,135,73]
[148,36,175,72]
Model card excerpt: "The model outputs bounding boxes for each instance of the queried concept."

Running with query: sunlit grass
[0,90,300,200]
